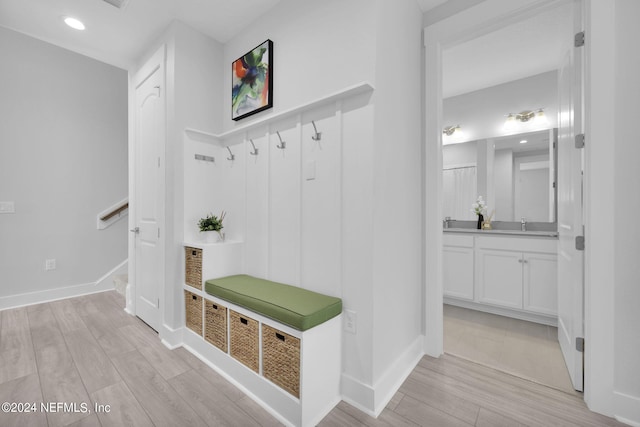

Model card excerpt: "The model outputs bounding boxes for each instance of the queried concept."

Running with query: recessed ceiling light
[64,17,86,31]
[520,140,528,144]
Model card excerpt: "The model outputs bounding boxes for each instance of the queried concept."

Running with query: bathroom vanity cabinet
[444,231,558,325]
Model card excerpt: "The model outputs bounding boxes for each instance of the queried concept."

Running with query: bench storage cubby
[229,310,259,373]
[184,290,203,335]
[204,299,227,352]
[262,324,300,398]
[181,244,342,427]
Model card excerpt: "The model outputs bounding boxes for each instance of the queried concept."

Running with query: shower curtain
[443,166,477,221]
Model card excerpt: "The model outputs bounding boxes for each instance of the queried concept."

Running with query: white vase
[202,230,220,243]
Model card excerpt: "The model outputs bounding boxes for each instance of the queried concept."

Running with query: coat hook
[249,139,259,156]
[276,131,286,149]
[226,146,235,161]
[311,121,322,141]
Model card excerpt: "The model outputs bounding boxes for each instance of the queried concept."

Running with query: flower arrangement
[471,196,487,217]
[198,211,226,242]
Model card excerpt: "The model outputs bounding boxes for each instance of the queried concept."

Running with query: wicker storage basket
[185,247,202,290]
[229,310,259,373]
[262,324,300,398]
[205,299,228,352]
[184,290,203,335]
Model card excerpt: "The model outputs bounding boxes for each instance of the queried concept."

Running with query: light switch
[0,201,15,214]
[305,161,316,181]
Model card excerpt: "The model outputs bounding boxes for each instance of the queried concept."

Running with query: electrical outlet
[344,309,357,334]
[45,259,56,271]
[0,201,15,214]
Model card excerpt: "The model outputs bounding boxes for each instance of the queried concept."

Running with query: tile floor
[444,304,577,394]
[0,292,625,426]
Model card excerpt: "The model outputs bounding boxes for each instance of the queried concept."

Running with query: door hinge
[158,157,160,168]
[575,134,585,149]
[575,31,585,47]
[576,337,585,352]
[157,298,160,308]
[575,235,585,251]
[157,228,160,238]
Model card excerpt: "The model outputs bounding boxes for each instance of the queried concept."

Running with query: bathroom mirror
[443,128,557,223]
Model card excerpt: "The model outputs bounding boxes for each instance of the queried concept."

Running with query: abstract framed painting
[232,39,273,121]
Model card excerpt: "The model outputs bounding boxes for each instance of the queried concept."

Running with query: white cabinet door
[523,252,557,316]
[476,249,523,309]
[443,246,474,300]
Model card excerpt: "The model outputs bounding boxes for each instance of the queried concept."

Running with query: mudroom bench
[181,245,343,427]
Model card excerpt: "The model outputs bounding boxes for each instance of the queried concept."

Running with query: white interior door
[557,1,584,391]
[133,56,164,332]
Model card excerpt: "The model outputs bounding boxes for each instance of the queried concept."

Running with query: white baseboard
[341,335,424,417]
[0,260,128,311]
[615,391,640,427]
[444,297,557,326]
[160,324,183,349]
[340,375,376,417]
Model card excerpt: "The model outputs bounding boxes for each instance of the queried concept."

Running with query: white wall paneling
[245,134,270,278]
[300,112,342,298]
[268,118,302,286]
[184,83,373,298]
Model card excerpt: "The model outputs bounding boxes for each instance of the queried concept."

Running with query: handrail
[100,202,129,221]
[97,198,129,230]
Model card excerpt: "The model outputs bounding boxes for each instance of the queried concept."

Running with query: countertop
[443,228,558,238]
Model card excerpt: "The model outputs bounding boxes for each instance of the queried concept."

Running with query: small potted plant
[198,211,226,242]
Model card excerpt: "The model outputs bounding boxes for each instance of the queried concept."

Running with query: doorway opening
[427,0,584,395]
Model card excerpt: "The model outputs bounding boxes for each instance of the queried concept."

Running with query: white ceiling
[0,0,444,71]
[0,0,282,70]
[443,2,573,98]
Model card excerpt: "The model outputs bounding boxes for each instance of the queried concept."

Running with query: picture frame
[232,39,273,121]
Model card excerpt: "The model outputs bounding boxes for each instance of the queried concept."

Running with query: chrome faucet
[443,217,451,229]
[521,217,527,231]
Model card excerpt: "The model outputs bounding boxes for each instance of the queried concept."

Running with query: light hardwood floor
[0,291,625,426]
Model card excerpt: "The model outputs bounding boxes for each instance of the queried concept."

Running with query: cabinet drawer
[204,299,228,352]
[230,310,259,373]
[262,324,300,398]
[443,234,474,248]
[476,236,556,253]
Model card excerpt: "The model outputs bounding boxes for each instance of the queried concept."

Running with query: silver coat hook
[311,121,322,141]
[249,139,259,156]
[276,131,286,149]
[226,146,235,161]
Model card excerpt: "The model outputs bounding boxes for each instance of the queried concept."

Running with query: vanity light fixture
[515,110,536,122]
[535,108,549,126]
[442,125,461,136]
[63,16,86,30]
[504,108,547,130]
[520,139,528,144]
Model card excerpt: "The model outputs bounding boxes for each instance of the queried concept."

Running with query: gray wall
[0,27,128,305]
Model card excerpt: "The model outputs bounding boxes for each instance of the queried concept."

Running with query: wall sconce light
[443,125,461,136]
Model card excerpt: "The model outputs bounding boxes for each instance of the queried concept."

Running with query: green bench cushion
[204,275,342,331]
